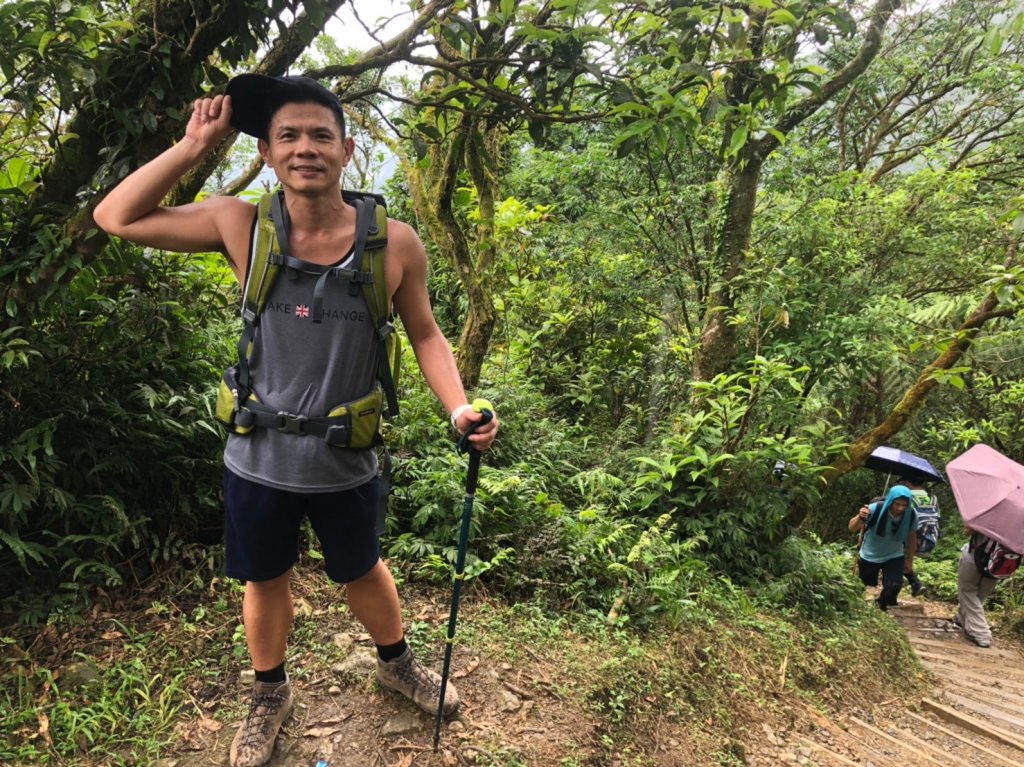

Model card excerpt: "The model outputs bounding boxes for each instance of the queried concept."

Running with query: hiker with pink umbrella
[946,444,1024,648]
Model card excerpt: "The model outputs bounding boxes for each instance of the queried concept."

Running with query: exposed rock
[331,632,354,652]
[496,688,521,713]
[381,710,422,737]
[333,648,377,676]
[60,660,100,692]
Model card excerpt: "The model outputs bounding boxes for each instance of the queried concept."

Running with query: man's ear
[342,136,355,165]
[258,138,271,167]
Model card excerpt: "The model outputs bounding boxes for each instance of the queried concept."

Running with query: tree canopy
[2,0,1024,623]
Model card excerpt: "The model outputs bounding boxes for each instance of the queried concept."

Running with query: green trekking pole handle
[434,400,494,750]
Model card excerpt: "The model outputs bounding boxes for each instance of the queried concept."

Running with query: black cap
[225,74,346,140]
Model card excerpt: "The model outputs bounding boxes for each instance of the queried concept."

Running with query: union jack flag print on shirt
[295,304,310,318]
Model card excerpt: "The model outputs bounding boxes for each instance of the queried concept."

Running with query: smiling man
[93,74,498,767]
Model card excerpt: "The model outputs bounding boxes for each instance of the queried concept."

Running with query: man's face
[890,498,909,516]
[258,101,353,192]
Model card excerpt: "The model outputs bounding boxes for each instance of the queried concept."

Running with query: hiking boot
[951,615,964,630]
[911,583,927,597]
[377,646,460,717]
[964,631,991,648]
[230,679,294,767]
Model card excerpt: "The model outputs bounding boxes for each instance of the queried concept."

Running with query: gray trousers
[955,542,997,644]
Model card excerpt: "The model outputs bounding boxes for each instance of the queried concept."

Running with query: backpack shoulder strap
[866,502,883,530]
[343,190,389,318]
[345,192,399,419]
[235,192,280,392]
[242,192,281,324]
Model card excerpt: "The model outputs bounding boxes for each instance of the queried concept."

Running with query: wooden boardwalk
[793,602,1024,766]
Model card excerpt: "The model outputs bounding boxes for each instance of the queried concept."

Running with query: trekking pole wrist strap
[450,403,473,429]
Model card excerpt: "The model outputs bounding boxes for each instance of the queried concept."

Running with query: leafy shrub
[1,250,235,622]
[757,536,865,619]
[633,357,833,575]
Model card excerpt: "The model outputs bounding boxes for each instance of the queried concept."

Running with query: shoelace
[393,658,439,693]
[238,691,286,747]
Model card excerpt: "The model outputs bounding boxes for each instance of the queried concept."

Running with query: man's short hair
[225,74,346,140]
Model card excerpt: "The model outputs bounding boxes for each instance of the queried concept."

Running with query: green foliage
[1,249,235,621]
[912,556,960,603]
[633,357,833,573]
[1,569,244,764]
[757,536,864,619]
[384,360,717,626]
[1,638,187,765]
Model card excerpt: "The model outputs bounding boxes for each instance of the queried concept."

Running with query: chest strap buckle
[276,412,308,435]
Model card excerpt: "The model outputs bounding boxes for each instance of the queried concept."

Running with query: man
[848,485,917,611]
[94,74,499,767]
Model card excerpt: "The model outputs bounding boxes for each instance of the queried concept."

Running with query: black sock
[376,637,408,662]
[254,662,286,685]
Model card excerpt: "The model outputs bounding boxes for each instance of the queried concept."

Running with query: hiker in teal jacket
[849,485,918,611]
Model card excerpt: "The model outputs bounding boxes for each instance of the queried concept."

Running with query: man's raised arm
[93,94,251,271]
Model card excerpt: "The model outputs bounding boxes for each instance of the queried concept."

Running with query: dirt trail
[157,595,1024,767]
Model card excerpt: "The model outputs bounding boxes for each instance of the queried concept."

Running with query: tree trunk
[689,0,900,384]
[457,128,499,387]
[691,157,763,382]
[403,121,498,387]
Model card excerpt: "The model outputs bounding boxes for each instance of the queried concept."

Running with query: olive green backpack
[215,188,401,449]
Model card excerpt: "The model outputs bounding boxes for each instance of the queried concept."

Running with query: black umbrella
[864,445,945,484]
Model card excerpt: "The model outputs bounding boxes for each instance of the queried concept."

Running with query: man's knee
[347,558,387,587]
[245,569,293,600]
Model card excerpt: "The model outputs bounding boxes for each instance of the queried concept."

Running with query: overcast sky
[327,1,412,52]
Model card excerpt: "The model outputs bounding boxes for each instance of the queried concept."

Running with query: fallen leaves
[452,657,480,679]
[304,712,352,738]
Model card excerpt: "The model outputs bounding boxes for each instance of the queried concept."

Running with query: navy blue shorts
[223,467,381,584]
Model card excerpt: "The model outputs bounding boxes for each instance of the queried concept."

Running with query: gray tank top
[223,246,379,492]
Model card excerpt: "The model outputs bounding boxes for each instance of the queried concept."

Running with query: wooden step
[922,697,1024,753]
[905,710,1023,767]
[926,666,1024,702]
[940,690,1024,734]
[849,715,946,766]
[910,636,1024,662]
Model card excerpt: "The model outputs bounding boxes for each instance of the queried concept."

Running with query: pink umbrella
[947,444,1024,553]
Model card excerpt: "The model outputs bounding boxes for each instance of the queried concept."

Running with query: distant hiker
[897,474,939,597]
[94,75,499,767]
[849,485,917,611]
[953,529,1022,648]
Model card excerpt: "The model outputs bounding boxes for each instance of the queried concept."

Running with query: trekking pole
[433,399,494,750]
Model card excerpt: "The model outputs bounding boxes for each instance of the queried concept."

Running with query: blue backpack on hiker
[913,494,940,556]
